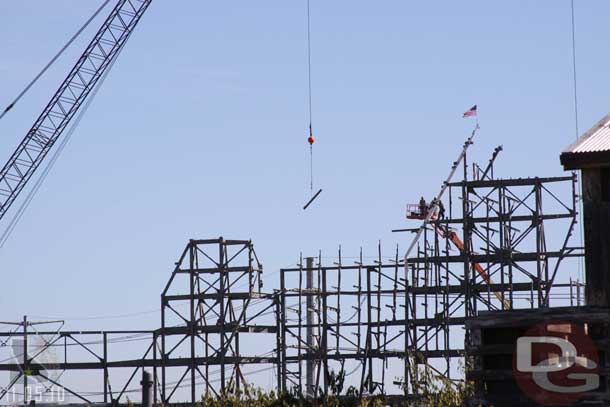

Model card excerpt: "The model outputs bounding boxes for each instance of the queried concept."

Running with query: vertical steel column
[498,186,506,306]
[160,294,166,403]
[298,255,303,391]
[366,267,373,393]
[531,181,541,307]
[336,248,342,354]
[141,370,153,407]
[306,256,315,398]
[359,267,374,396]
[205,332,209,395]
[189,242,196,404]
[219,239,227,393]
[321,267,329,396]
[403,246,410,396]
[279,269,287,393]
[502,191,512,308]
[152,333,157,404]
[23,316,28,404]
[276,292,284,394]
[357,250,363,357]
[103,332,108,404]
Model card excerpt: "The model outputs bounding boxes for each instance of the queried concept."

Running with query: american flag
[462,105,477,118]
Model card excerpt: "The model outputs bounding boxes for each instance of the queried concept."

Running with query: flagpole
[403,121,479,273]
[403,105,479,280]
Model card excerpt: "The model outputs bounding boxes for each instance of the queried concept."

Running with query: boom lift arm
[0,0,152,221]
[406,205,511,308]
[406,206,511,308]
[434,224,511,309]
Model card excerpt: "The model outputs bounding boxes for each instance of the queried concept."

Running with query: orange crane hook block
[303,125,321,210]
[308,124,315,145]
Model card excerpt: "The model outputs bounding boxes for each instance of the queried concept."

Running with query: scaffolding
[158,238,276,404]
[277,147,584,398]
[0,151,586,405]
[0,238,279,405]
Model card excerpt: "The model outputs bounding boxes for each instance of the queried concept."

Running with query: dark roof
[561,112,610,170]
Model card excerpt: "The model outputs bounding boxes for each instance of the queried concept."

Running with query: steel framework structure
[0,239,278,406]
[276,150,584,399]
[158,238,276,405]
[0,153,586,405]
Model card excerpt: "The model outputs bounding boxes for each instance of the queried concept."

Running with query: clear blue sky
[0,0,604,398]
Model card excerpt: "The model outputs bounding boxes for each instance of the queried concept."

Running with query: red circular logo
[513,321,599,406]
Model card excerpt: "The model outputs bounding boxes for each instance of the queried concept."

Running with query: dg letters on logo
[516,336,598,393]
[513,322,599,406]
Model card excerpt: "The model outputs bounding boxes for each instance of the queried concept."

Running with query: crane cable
[306,0,314,194]
[0,0,112,122]
[570,0,585,284]
[570,0,579,140]
[303,0,323,210]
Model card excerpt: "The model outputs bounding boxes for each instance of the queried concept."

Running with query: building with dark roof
[561,112,610,307]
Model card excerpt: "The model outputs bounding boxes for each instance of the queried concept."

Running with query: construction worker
[438,200,445,219]
[419,196,426,217]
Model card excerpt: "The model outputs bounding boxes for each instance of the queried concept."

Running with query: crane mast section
[0,0,152,219]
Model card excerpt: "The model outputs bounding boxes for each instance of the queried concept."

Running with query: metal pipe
[306,256,315,398]
[141,370,153,407]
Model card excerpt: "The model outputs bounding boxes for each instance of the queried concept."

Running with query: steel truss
[0,238,278,406]
[159,238,275,404]
[0,156,586,405]
[0,0,152,220]
[277,152,584,399]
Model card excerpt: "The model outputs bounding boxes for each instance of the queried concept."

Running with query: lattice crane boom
[0,0,152,221]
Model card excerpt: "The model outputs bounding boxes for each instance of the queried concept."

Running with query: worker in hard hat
[438,200,445,219]
[419,196,426,217]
